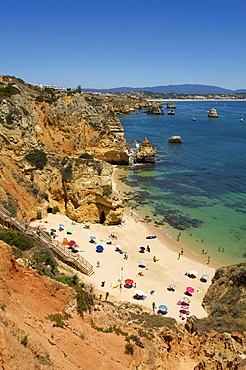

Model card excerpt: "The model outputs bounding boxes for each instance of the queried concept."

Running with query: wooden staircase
[0,205,94,276]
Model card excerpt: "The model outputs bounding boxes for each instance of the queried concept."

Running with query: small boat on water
[241,113,244,122]
[192,112,196,121]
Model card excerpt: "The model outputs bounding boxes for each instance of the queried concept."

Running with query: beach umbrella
[179,309,189,314]
[201,274,209,280]
[186,287,195,293]
[50,228,56,232]
[125,279,134,285]
[66,229,73,234]
[189,270,198,276]
[68,240,76,247]
[140,246,145,250]
[181,305,189,310]
[168,284,176,288]
[138,260,146,268]
[59,224,64,227]
[158,305,168,312]
[96,245,104,252]
[90,236,96,240]
[183,297,190,303]
[135,289,144,296]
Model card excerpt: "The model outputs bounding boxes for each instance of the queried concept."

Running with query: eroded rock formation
[145,103,164,115]
[208,108,218,118]
[134,138,156,163]
[0,76,129,223]
[168,136,183,143]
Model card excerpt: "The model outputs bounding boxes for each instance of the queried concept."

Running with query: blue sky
[1,0,246,89]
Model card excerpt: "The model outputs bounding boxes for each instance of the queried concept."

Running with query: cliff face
[1,242,245,370]
[0,76,129,223]
[202,263,246,318]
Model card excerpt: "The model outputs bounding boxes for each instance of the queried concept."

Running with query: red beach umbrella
[68,240,76,247]
[125,279,134,285]
[186,287,195,293]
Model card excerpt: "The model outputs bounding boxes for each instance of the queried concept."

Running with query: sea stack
[134,137,156,163]
[168,136,182,143]
[208,108,219,118]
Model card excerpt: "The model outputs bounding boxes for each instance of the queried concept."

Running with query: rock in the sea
[208,108,218,118]
[145,103,164,115]
[167,110,175,115]
[166,103,177,109]
[168,136,182,143]
[134,137,156,163]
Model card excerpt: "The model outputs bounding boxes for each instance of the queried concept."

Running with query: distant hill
[84,84,246,95]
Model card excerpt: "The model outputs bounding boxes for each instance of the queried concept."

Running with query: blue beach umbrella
[90,236,96,240]
[138,260,147,268]
[158,305,168,312]
[201,274,209,280]
[96,245,104,253]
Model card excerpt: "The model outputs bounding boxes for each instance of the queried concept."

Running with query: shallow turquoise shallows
[119,101,246,266]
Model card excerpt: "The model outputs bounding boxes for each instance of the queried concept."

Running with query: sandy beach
[31,168,216,322]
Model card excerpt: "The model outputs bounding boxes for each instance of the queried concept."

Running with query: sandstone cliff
[0,76,131,223]
[0,241,245,370]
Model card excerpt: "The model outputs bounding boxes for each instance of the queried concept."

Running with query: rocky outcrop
[0,79,130,164]
[202,263,246,318]
[168,136,182,143]
[208,108,218,118]
[134,138,156,163]
[167,110,175,115]
[166,103,177,108]
[0,76,127,223]
[145,103,164,115]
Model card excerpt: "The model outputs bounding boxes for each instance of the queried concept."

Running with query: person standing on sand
[178,252,181,259]
[97,261,100,268]
[152,302,156,313]
[207,256,210,265]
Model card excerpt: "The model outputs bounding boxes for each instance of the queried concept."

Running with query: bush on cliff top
[0,229,34,250]
[25,149,47,169]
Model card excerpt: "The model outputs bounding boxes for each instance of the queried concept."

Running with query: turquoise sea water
[118,101,246,266]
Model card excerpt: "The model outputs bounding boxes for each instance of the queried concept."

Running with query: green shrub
[11,246,23,259]
[36,210,42,219]
[16,78,26,85]
[48,313,65,328]
[61,163,73,180]
[195,317,246,334]
[25,149,47,169]
[53,274,80,287]
[77,288,94,317]
[21,335,28,347]
[52,206,60,214]
[125,343,134,355]
[40,192,49,201]
[102,185,112,197]
[0,229,34,250]
[0,83,20,97]
[36,95,44,102]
